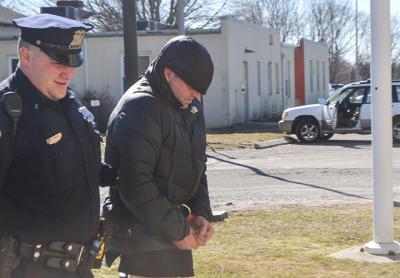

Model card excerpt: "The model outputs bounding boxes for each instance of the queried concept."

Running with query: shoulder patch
[78,106,96,128]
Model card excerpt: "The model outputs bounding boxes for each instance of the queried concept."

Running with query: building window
[257,61,261,95]
[267,62,272,95]
[269,34,273,45]
[138,55,151,76]
[317,61,320,92]
[275,63,280,94]
[310,60,313,93]
[322,62,326,92]
[120,53,151,93]
[8,56,18,75]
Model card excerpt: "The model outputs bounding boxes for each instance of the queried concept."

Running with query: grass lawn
[94,204,400,277]
[101,124,284,152]
[206,123,283,149]
[206,132,282,149]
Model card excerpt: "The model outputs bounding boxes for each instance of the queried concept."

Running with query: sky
[357,0,400,15]
[302,0,400,15]
[11,0,400,17]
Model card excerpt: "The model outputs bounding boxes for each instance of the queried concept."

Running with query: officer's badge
[69,30,85,50]
[190,106,198,114]
[46,132,62,145]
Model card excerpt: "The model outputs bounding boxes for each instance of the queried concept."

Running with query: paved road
[207,134,400,211]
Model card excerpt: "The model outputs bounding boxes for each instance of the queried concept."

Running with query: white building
[295,38,329,106]
[0,15,329,128]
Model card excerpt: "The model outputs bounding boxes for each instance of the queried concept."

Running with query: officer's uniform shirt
[0,68,101,244]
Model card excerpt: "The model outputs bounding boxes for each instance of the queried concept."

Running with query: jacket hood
[144,36,214,107]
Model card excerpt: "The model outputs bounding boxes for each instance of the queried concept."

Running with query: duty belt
[19,241,91,273]
[0,238,100,274]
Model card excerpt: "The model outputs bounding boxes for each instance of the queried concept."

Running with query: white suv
[279,80,400,143]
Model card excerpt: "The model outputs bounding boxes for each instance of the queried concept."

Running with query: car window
[348,88,365,104]
[393,85,400,103]
[330,86,367,105]
[329,87,352,104]
[365,85,399,104]
[365,88,371,104]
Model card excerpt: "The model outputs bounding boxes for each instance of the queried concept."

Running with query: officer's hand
[172,227,200,250]
[192,215,214,246]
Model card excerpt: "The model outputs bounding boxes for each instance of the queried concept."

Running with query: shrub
[80,88,117,133]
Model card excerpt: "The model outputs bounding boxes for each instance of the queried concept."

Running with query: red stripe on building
[295,39,305,106]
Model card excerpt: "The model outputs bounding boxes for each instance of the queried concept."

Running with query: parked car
[279,80,400,143]
[328,83,344,98]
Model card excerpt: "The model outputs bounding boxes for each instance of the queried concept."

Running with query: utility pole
[363,0,400,255]
[177,0,185,35]
[355,0,360,81]
[122,0,138,91]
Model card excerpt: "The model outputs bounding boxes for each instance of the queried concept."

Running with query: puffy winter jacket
[105,37,213,252]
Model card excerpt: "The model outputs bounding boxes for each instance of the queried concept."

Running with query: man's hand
[172,227,200,250]
[191,215,214,246]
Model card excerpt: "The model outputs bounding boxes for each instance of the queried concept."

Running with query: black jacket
[0,69,101,245]
[105,35,214,277]
[105,78,212,253]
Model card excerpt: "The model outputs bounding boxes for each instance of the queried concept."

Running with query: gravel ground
[100,133,400,212]
[206,134,400,211]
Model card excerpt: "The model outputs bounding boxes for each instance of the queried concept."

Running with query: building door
[243,61,249,122]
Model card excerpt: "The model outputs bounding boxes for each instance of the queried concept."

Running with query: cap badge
[190,106,198,114]
[46,132,62,145]
[69,30,85,50]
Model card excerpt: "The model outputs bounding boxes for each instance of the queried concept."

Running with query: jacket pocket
[122,225,176,255]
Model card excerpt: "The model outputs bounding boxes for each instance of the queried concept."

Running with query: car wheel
[295,119,320,143]
[393,118,400,143]
[319,133,334,141]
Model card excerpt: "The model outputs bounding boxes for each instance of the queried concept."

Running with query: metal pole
[177,0,185,35]
[355,0,359,81]
[363,0,400,255]
[123,0,138,91]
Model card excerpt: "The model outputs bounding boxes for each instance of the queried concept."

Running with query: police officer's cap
[13,13,93,67]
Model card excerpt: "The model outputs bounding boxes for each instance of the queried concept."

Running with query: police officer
[0,14,101,277]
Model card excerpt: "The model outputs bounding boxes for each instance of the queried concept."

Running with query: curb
[254,138,288,149]
[254,136,297,149]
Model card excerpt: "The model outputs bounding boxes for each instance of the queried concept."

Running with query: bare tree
[353,13,400,80]
[84,0,123,31]
[179,0,228,29]
[263,0,303,43]
[136,0,162,22]
[335,57,353,84]
[6,0,58,14]
[356,12,370,63]
[229,0,265,26]
[307,0,354,83]
[84,0,226,31]
[390,15,400,79]
[229,0,303,43]
[5,0,226,31]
